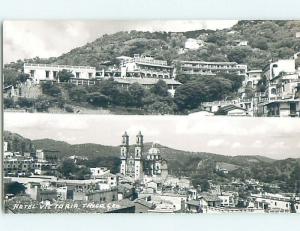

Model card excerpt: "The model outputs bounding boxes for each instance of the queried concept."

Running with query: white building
[90,167,111,178]
[23,63,96,84]
[115,54,174,79]
[4,141,8,152]
[250,193,295,212]
[96,173,118,190]
[184,38,204,50]
[244,69,263,88]
[179,61,247,76]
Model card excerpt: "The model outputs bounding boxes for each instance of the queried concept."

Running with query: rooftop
[114,77,181,85]
[24,63,96,70]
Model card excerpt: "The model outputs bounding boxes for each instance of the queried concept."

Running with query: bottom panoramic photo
[2,113,300,214]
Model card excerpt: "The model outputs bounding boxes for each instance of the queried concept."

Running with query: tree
[150,80,169,97]
[128,82,145,107]
[174,81,208,111]
[4,182,25,195]
[3,69,29,86]
[17,97,35,108]
[115,89,134,107]
[99,78,120,104]
[175,73,190,84]
[227,47,252,63]
[58,159,77,178]
[69,86,88,102]
[251,37,269,50]
[75,167,91,180]
[34,96,52,112]
[18,73,30,83]
[87,92,109,107]
[4,98,15,108]
[146,100,175,115]
[57,69,74,82]
[41,81,61,97]
[256,75,267,93]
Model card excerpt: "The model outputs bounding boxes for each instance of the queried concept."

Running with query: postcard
[2,20,300,214]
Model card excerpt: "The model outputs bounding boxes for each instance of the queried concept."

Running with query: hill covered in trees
[4,21,300,114]
[5,20,300,71]
[4,131,300,193]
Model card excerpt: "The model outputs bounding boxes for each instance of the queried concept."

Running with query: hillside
[5,130,277,164]
[4,131,300,192]
[5,20,300,114]
[5,20,300,72]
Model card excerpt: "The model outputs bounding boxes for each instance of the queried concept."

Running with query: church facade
[119,131,168,180]
[120,131,144,180]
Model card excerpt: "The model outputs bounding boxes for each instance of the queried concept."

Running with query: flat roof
[114,77,181,85]
[179,60,240,65]
[24,63,96,70]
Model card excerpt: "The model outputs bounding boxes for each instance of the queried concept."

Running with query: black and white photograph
[2,113,300,214]
[2,19,300,215]
[3,20,300,117]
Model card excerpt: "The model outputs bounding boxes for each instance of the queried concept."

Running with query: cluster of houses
[4,132,300,213]
[4,46,300,117]
[3,142,58,177]
[202,55,300,117]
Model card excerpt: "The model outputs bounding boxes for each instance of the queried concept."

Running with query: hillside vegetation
[4,21,300,114]
[5,21,300,71]
[4,131,300,193]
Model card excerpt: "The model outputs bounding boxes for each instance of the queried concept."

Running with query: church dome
[148,143,160,155]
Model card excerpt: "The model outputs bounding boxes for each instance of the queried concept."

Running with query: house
[261,99,300,117]
[250,193,294,212]
[134,198,155,213]
[218,194,236,207]
[90,167,110,178]
[116,54,175,79]
[184,38,204,50]
[95,173,118,190]
[23,63,96,84]
[186,200,203,213]
[215,105,248,116]
[186,193,222,213]
[198,193,222,208]
[244,69,263,89]
[178,60,247,76]
[113,77,181,97]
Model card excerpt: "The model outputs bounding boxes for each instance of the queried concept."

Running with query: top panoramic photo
[3,20,300,117]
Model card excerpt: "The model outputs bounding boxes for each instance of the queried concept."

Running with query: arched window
[271,88,276,95]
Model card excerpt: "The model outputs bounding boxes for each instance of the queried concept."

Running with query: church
[119,131,168,180]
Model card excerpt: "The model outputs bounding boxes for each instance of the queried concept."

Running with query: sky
[4,112,300,159]
[3,20,238,64]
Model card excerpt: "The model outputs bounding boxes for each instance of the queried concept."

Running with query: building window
[76,72,80,78]
[88,73,93,78]
[45,71,50,78]
[53,71,57,78]
[30,70,35,77]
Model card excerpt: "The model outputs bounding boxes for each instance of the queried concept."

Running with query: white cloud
[252,140,263,148]
[207,139,225,147]
[231,142,242,149]
[271,141,286,149]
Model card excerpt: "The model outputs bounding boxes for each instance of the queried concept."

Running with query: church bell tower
[120,131,129,175]
[134,131,143,179]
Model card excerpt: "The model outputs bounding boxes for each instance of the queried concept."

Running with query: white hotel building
[178,61,247,76]
[23,63,96,84]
